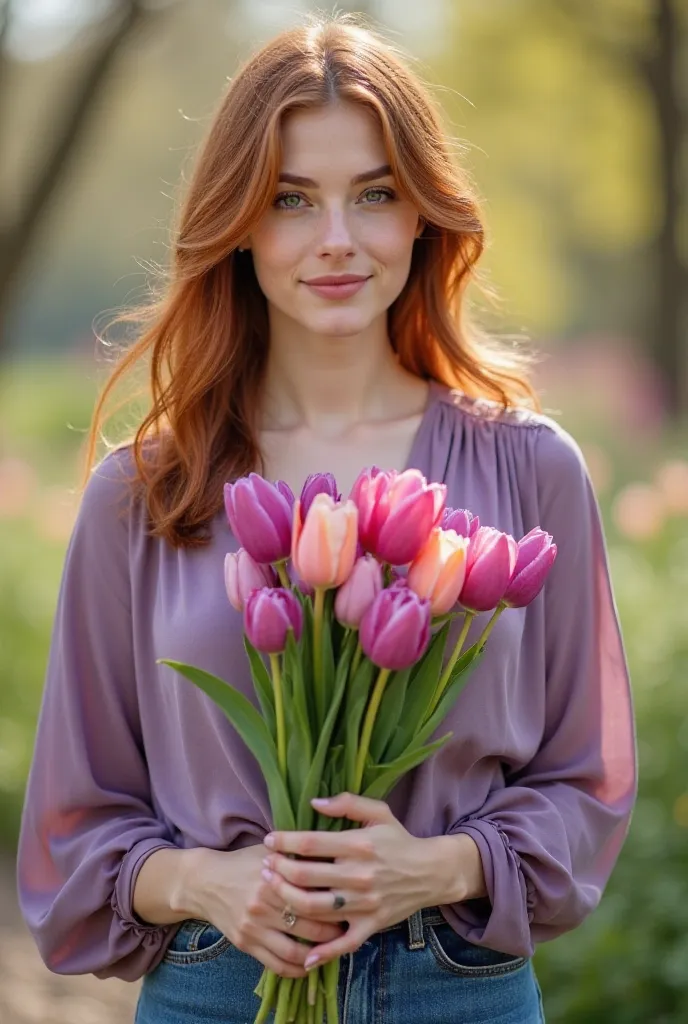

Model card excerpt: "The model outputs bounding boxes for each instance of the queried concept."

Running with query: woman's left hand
[261,792,477,969]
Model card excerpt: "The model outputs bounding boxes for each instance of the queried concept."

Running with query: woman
[17,15,636,1024]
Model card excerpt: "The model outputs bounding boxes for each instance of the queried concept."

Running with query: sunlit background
[1,1,687,1022]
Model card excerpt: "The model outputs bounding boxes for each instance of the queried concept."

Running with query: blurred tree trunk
[642,0,688,417]
[0,0,161,358]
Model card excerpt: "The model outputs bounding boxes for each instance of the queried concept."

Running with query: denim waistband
[378,907,446,951]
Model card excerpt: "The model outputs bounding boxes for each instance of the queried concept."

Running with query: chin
[301,309,378,337]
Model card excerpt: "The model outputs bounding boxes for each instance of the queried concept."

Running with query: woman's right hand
[185,844,344,978]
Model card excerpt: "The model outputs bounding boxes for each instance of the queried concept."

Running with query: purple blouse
[16,380,637,982]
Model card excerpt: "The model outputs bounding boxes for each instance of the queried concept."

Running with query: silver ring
[332,894,346,911]
[281,905,297,929]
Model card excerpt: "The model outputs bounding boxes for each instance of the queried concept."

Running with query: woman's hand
[260,793,485,969]
[185,844,344,978]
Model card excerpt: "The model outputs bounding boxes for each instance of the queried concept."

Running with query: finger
[257,887,345,942]
[264,852,373,892]
[250,942,307,979]
[304,919,373,969]
[264,827,375,860]
[311,792,395,826]
[262,869,371,920]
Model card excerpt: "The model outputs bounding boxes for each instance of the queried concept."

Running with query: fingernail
[264,834,276,848]
[262,856,273,869]
[304,954,320,969]
[261,868,273,882]
[311,797,330,806]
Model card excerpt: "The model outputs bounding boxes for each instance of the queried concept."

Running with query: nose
[316,205,356,259]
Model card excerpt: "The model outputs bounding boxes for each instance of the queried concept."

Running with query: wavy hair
[85,14,539,548]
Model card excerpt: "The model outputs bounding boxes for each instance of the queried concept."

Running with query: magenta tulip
[502,528,557,608]
[224,550,277,612]
[223,474,294,565]
[443,507,480,538]
[244,587,303,654]
[360,585,431,670]
[334,555,383,628]
[459,526,518,613]
[349,467,446,566]
[300,472,341,519]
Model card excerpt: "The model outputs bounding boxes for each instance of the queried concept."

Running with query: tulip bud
[360,585,431,670]
[244,587,303,654]
[334,555,383,628]
[349,467,446,566]
[459,526,518,613]
[223,474,294,565]
[224,550,277,612]
[407,528,470,615]
[502,528,557,608]
[292,493,358,590]
[300,472,341,519]
[442,507,480,538]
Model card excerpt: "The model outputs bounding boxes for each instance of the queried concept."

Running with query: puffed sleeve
[16,451,178,980]
[447,422,637,957]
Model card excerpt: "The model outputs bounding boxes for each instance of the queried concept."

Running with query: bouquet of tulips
[161,467,557,1024]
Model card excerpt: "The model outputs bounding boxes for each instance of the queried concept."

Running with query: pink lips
[302,274,370,300]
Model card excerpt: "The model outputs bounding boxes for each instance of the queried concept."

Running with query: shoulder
[437,386,589,487]
[76,446,140,542]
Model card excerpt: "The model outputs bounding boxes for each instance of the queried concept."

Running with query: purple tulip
[223,474,295,565]
[442,507,480,538]
[502,528,557,608]
[300,472,341,519]
[334,555,383,628]
[224,550,277,612]
[244,587,303,654]
[349,467,446,566]
[459,526,518,613]
[360,585,431,670]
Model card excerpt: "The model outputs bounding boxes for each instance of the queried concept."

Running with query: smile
[302,275,371,300]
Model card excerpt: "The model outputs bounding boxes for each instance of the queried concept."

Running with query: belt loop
[407,910,425,950]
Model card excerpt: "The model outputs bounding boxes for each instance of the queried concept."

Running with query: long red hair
[85,15,539,548]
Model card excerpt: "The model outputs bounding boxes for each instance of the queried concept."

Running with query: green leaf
[369,666,411,763]
[384,622,451,762]
[343,657,375,792]
[362,733,453,800]
[413,642,484,749]
[283,631,313,807]
[296,632,356,830]
[159,660,295,830]
[243,637,276,741]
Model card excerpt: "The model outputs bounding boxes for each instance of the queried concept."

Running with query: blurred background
[0,1,687,1021]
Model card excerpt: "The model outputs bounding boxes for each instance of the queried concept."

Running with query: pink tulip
[224,550,277,612]
[502,528,557,607]
[244,587,303,654]
[459,526,518,613]
[407,528,470,615]
[349,467,446,566]
[224,474,294,565]
[300,472,341,519]
[291,493,358,590]
[442,507,480,538]
[360,585,431,670]
[334,555,383,628]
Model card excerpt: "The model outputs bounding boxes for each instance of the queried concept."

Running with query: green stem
[275,977,294,1024]
[307,964,319,1007]
[269,653,287,777]
[255,969,279,1023]
[313,586,326,726]
[323,958,340,1023]
[475,604,505,650]
[350,637,362,680]
[426,612,474,721]
[287,977,304,1021]
[276,560,291,589]
[353,666,392,792]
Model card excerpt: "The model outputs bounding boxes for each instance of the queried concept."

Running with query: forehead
[279,102,388,176]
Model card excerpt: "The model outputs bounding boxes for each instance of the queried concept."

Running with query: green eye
[275,192,304,209]
[361,187,395,204]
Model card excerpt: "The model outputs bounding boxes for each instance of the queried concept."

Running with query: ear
[237,239,252,253]
[415,217,425,239]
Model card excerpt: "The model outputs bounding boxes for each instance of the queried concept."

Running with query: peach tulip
[407,528,470,615]
[291,493,358,590]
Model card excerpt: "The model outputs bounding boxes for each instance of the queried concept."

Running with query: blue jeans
[135,907,545,1023]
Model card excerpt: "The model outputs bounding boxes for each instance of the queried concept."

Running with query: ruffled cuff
[442,818,535,959]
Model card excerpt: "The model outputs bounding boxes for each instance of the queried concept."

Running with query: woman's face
[245,101,422,338]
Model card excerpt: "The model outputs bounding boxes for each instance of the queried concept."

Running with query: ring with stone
[332,893,346,911]
[281,905,297,929]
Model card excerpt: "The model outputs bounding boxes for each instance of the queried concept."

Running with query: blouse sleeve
[16,452,178,981]
[447,422,637,958]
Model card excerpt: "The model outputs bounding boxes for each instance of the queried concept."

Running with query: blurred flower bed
[1,356,687,1022]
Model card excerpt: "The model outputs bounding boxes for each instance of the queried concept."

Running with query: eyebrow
[277,164,393,188]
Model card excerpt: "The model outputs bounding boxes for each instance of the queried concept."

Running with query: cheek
[361,212,417,269]
[250,221,305,286]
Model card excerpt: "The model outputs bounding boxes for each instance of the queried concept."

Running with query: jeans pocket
[162,919,231,965]
[427,923,528,977]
